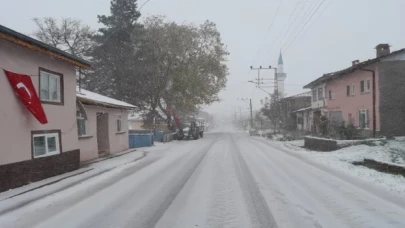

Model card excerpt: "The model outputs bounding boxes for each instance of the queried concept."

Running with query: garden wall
[304,136,338,151]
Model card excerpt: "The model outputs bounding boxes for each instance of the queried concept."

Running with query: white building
[276,52,287,98]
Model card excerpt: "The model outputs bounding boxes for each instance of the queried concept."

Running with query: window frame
[39,67,64,105]
[328,89,334,100]
[360,79,371,93]
[318,87,324,100]
[31,130,62,159]
[351,84,355,96]
[365,78,371,92]
[312,90,317,102]
[116,114,123,132]
[77,111,87,137]
[358,109,369,129]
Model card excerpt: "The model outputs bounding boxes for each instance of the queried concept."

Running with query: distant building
[276,52,287,98]
[279,92,312,131]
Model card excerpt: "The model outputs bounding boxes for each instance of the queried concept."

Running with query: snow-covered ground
[0,132,405,228]
[0,142,179,214]
[271,138,405,197]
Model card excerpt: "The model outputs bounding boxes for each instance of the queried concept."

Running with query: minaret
[276,51,286,98]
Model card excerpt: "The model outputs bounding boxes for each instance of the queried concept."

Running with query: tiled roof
[303,48,405,89]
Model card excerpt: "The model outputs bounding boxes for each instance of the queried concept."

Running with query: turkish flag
[4,70,48,124]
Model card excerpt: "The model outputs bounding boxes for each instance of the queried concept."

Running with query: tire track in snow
[155,133,252,228]
[230,134,279,228]
[205,135,246,228]
[244,136,405,228]
[89,135,221,228]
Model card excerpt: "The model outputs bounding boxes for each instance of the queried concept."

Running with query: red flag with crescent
[4,70,48,124]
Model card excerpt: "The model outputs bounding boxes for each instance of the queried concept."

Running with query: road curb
[0,151,149,216]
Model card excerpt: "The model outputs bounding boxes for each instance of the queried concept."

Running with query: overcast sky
[1,0,404,118]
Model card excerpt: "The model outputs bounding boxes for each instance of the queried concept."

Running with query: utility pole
[238,98,254,129]
[250,99,254,129]
[249,65,280,132]
[250,66,274,95]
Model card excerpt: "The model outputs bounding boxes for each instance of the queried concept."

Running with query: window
[366,79,371,92]
[77,111,86,136]
[318,87,323,99]
[359,109,369,129]
[32,131,60,158]
[348,113,352,124]
[116,115,122,132]
[351,84,355,96]
[39,68,62,104]
[328,90,334,100]
[360,79,371,93]
[312,90,317,102]
[297,117,303,125]
[346,85,350,96]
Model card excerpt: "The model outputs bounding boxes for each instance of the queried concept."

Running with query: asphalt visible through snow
[1,132,405,228]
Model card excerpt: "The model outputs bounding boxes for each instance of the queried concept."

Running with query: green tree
[260,91,284,131]
[85,0,144,104]
[141,16,229,119]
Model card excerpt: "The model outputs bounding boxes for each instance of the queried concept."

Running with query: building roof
[278,51,283,65]
[0,24,91,69]
[76,87,136,110]
[282,91,311,100]
[303,48,405,89]
[292,106,312,113]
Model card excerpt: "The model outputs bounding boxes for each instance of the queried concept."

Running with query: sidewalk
[257,137,405,198]
[0,148,147,215]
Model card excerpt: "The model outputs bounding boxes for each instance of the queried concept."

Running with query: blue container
[154,131,165,142]
[129,130,153,134]
[129,133,154,148]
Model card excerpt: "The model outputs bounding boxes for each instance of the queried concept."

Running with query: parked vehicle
[166,109,204,140]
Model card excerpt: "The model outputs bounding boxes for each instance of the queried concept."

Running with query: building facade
[0,25,90,192]
[304,44,405,137]
[77,88,135,162]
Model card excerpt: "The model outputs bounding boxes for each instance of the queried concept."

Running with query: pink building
[0,25,91,191]
[304,44,405,137]
[76,88,135,162]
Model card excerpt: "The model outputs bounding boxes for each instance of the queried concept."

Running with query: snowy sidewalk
[0,143,175,215]
[257,137,405,198]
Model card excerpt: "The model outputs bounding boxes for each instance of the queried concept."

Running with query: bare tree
[32,17,95,58]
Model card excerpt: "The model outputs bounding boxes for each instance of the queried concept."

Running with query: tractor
[166,109,204,140]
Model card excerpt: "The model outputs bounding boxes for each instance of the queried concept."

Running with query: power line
[264,0,308,63]
[285,0,334,54]
[267,0,319,64]
[250,0,284,66]
[139,0,153,10]
[270,0,325,64]
[282,0,327,54]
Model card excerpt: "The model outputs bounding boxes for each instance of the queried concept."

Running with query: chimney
[375,44,390,57]
[352,60,360,66]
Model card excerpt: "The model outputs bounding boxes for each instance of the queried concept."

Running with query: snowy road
[1,132,405,228]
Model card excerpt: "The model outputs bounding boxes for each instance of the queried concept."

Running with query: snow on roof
[292,106,312,113]
[76,87,136,109]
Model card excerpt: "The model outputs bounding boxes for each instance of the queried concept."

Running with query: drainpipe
[359,68,376,138]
